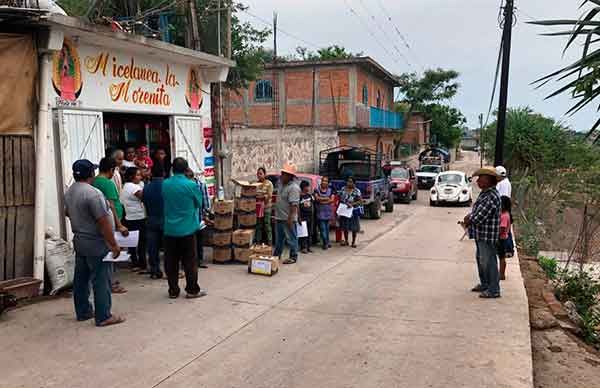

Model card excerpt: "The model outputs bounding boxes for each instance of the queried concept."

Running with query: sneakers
[186,289,208,299]
[471,284,486,292]
[479,291,501,299]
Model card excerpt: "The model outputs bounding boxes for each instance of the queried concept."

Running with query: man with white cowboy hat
[495,165,511,198]
[273,163,301,264]
[463,166,502,298]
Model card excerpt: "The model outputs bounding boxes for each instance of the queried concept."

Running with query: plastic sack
[45,231,75,295]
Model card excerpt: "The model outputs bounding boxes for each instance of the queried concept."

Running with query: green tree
[428,104,466,149]
[397,68,460,111]
[529,2,600,134]
[293,45,362,61]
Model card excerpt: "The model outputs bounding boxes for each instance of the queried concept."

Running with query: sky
[237,0,597,131]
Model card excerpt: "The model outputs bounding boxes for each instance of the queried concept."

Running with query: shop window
[255,79,273,102]
[362,84,369,105]
[376,90,382,108]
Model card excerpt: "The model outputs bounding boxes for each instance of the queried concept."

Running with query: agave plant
[530,0,600,136]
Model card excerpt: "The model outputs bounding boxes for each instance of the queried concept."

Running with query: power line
[240,8,322,49]
[342,0,407,71]
[355,0,414,70]
[374,0,425,71]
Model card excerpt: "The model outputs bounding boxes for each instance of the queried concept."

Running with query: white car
[416,165,443,189]
[429,171,473,207]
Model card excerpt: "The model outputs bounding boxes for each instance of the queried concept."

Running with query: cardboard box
[250,244,272,256]
[238,212,257,228]
[248,255,279,276]
[212,231,232,247]
[231,179,260,197]
[234,247,252,263]
[232,229,254,246]
[213,247,232,263]
[214,214,234,231]
[237,197,256,212]
[213,200,235,215]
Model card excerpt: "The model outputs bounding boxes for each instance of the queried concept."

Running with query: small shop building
[0,11,233,283]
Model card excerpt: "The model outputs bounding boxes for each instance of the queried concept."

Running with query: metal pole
[495,0,514,167]
[217,0,222,56]
[226,3,232,59]
[188,0,201,50]
[479,113,484,167]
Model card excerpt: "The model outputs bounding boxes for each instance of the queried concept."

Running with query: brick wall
[355,67,394,110]
[401,113,430,146]
[338,131,395,160]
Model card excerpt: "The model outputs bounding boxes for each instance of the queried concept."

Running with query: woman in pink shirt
[498,196,514,280]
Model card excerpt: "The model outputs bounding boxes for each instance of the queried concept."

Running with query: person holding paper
[121,167,147,274]
[314,176,334,250]
[338,177,362,248]
[93,157,128,294]
[64,159,125,327]
[299,180,314,254]
[273,164,301,264]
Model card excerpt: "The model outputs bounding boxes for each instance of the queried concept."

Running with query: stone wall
[225,127,338,190]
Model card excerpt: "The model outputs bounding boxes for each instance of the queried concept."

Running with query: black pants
[124,218,147,269]
[196,228,205,265]
[299,218,313,251]
[164,234,200,297]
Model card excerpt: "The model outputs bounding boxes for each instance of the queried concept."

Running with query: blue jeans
[475,240,500,295]
[318,219,330,247]
[146,226,163,275]
[73,254,112,325]
[273,220,299,260]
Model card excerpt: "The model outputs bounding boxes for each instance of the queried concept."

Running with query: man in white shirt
[495,166,512,198]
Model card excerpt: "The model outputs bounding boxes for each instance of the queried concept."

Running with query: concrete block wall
[225,127,339,192]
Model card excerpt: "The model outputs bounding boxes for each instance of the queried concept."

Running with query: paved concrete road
[0,152,532,388]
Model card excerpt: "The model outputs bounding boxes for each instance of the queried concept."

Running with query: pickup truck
[319,146,394,219]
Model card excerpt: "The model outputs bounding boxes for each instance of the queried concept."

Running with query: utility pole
[188,0,201,50]
[273,11,278,62]
[217,0,222,56]
[495,0,514,167]
[479,113,484,168]
[226,3,232,59]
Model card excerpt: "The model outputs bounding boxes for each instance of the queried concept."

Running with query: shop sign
[51,38,210,117]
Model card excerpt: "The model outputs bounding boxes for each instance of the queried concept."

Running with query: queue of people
[257,164,365,264]
[64,146,209,327]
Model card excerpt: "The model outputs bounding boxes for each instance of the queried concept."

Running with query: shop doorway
[103,113,171,161]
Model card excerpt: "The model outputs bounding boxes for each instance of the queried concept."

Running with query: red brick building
[226,57,409,161]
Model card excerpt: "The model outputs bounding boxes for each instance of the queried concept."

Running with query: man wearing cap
[273,164,301,264]
[64,159,125,326]
[463,167,502,298]
[495,165,511,198]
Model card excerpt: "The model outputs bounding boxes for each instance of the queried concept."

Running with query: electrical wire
[374,0,425,71]
[355,0,414,70]
[240,8,322,49]
[342,0,406,71]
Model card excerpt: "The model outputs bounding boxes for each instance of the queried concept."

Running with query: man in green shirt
[162,157,206,299]
[93,157,128,234]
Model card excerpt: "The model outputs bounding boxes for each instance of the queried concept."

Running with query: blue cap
[72,159,98,179]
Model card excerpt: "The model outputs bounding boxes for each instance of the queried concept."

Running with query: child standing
[121,167,147,273]
[498,196,514,280]
[299,181,314,254]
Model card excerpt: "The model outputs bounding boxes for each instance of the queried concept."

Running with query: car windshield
[391,168,409,179]
[438,174,462,185]
[420,166,441,173]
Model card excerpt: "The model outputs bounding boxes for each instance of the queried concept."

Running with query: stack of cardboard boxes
[233,180,259,230]
[212,200,234,263]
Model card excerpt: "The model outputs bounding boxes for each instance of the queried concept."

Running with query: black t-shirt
[299,193,313,220]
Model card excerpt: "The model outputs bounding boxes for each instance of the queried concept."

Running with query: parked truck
[319,146,394,219]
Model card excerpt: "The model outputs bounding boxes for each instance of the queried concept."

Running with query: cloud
[239,0,596,131]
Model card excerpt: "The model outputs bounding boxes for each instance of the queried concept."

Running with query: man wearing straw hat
[273,163,301,264]
[463,167,502,299]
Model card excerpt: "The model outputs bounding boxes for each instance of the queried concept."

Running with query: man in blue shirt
[143,163,166,279]
[162,157,206,299]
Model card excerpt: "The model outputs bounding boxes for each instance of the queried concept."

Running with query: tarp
[0,33,37,135]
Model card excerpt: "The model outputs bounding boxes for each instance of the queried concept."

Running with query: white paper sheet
[336,203,353,218]
[102,252,131,263]
[114,230,139,248]
[296,221,309,238]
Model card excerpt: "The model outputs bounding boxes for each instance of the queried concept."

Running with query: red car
[390,166,418,203]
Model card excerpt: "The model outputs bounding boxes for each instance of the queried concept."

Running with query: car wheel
[370,199,382,219]
[412,190,418,200]
[429,199,436,207]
